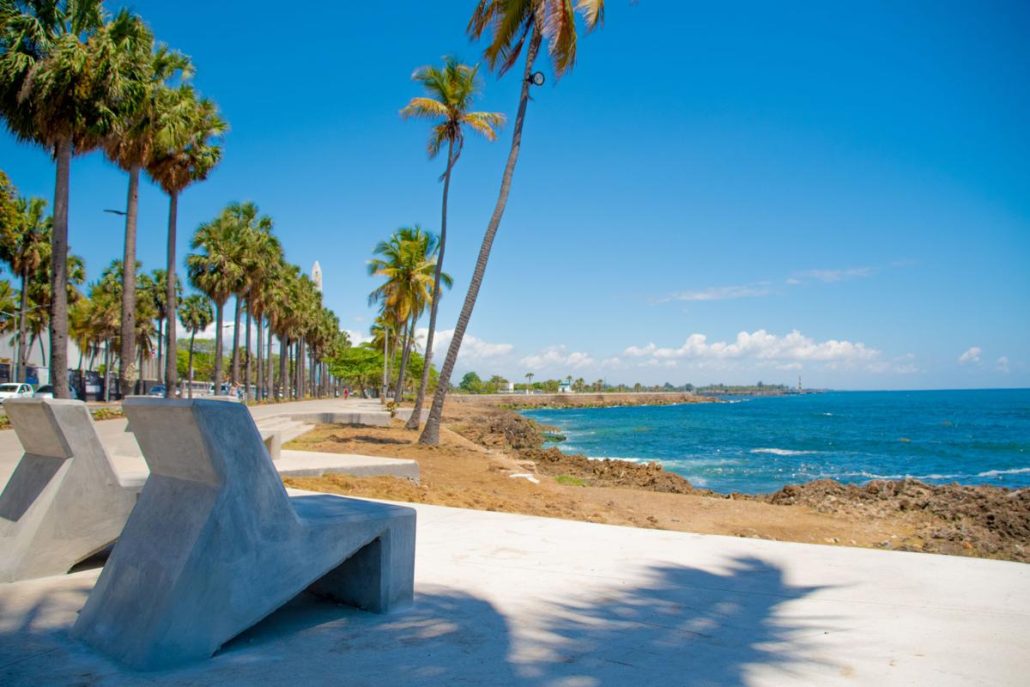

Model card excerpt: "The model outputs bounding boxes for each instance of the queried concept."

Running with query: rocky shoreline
[452,405,1029,563]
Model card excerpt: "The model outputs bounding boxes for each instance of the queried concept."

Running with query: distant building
[311,261,323,293]
[558,380,573,393]
[505,381,515,393]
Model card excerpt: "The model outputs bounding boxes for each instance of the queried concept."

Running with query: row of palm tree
[398,1,606,444]
[187,201,347,401]
[0,1,225,398]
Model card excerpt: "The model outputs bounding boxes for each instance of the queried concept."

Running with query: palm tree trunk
[164,191,179,398]
[419,32,542,444]
[230,295,242,384]
[394,316,414,404]
[188,331,196,399]
[156,317,164,386]
[49,137,72,398]
[118,165,140,400]
[244,299,252,399]
[16,268,29,383]
[407,139,455,429]
[296,339,304,399]
[267,326,274,399]
[278,335,288,401]
[255,313,263,399]
[213,301,225,391]
[103,339,111,402]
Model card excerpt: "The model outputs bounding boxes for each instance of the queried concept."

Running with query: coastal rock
[766,479,1030,562]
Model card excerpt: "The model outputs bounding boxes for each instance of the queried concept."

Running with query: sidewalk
[1,496,1027,685]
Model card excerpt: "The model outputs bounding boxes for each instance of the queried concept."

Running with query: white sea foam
[750,448,820,457]
[977,467,1030,478]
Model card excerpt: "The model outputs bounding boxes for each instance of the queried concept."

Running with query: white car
[0,383,34,402]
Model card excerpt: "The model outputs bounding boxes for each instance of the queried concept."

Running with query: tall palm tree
[420,0,606,444]
[146,268,179,386]
[368,226,449,403]
[400,57,503,429]
[146,86,225,397]
[0,196,49,382]
[187,206,244,391]
[219,202,272,386]
[106,40,192,398]
[241,222,282,399]
[178,293,212,398]
[0,3,151,397]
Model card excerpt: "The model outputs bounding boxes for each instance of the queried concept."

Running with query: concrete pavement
[0,495,1027,685]
[0,397,415,486]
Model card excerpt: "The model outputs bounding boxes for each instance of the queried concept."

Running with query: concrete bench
[0,399,142,582]
[73,397,416,670]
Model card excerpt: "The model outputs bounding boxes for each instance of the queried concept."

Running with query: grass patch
[555,474,587,487]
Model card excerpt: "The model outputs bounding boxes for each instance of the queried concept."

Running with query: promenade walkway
[0,494,1027,685]
[0,397,413,486]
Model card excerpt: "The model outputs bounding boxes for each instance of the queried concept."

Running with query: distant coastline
[444,391,717,410]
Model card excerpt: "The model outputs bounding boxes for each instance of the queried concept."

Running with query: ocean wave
[750,448,820,456]
[977,467,1030,477]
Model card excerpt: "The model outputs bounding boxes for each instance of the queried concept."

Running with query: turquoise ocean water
[522,389,1030,494]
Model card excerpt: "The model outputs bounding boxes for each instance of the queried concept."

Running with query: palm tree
[419,0,605,443]
[525,372,534,394]
[400,57,503,429]
[146,268,179,386]
[241,222,282,399]
[0,4,151,397]
[0,196,49,382]
[368,226,449,403]
[187,206,244,392]
[146,86,226,397]
[106,40,192,398]
[219,202,273,386]
[178,293,213,398]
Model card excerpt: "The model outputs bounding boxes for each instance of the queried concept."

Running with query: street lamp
[527,71,545,87]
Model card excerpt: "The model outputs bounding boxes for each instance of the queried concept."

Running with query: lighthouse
[311,261,323,293]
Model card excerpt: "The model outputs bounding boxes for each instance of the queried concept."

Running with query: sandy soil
[281,399,1016,560]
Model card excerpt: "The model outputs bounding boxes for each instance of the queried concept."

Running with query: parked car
[147,384,167,398]
[33,384,80,400]
[0,382,34,402]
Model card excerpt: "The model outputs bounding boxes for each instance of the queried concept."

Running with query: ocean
[522,389,1030,495]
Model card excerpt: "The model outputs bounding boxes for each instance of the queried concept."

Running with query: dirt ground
[282,399,1030,562]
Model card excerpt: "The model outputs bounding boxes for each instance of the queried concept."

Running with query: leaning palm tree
[106,41,192,399]
[419,0,606,444]
[187,207,244,392]
[400,57,503,429]
[0,4,151,397]
[178,293,213,398]
[0,196,50,382]
[146,86,226,397]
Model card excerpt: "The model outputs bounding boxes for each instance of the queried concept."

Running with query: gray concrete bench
[73,397,416,670]
[0,399,142,582]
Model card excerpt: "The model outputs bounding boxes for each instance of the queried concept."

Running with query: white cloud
[429,329,513,361]
[345,329,372,346]
[663,264,881,305]
[792,267,874,283]
[623,330,880,366]
[958,347,982,365]
[997,356,1010,373]
[520,345,595,371]
[666,283,772,302]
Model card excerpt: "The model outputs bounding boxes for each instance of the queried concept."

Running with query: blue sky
[2,1,1028,389]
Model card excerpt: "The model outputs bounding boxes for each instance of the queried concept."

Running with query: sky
[2,1,1028,389]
